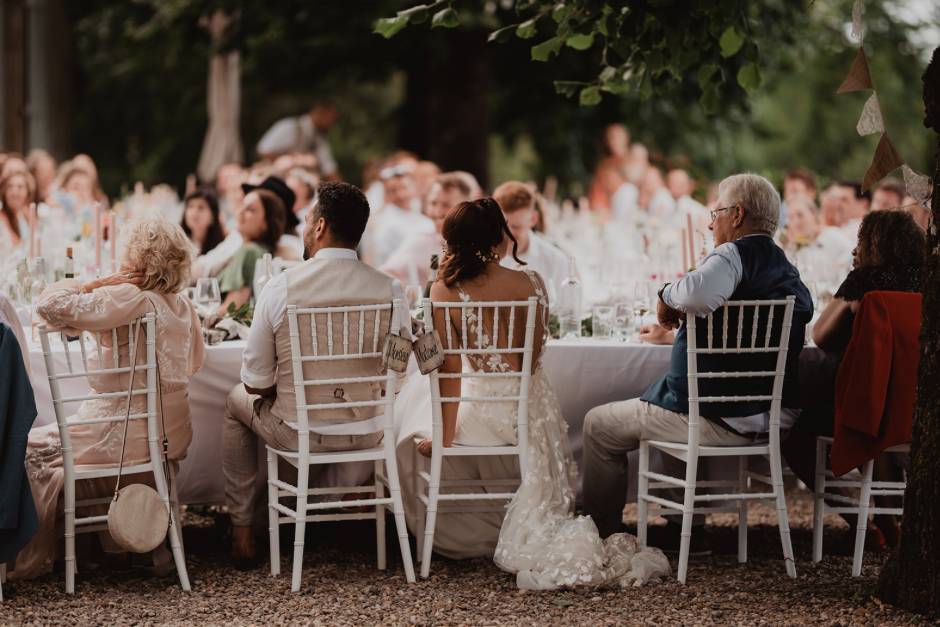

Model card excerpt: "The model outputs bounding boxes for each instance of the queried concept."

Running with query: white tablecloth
[29,338,823,505]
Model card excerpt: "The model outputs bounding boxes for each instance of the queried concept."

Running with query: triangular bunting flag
[851,0,865,43]
[856,93,884,136]
[837,47,873,93]
[862,133,903,191]
[902,164,932,208]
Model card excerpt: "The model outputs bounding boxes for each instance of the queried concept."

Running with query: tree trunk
[877,47,940,617]
[2,0,28,152]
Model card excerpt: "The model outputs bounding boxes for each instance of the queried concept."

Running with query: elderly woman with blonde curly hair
[9,219,204,580]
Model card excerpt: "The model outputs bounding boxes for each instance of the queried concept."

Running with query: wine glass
[632,281,652,336]
[195,277,222,321]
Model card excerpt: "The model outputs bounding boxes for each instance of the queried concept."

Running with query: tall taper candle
[94,202,102,270]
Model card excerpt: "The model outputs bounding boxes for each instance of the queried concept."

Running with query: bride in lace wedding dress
[395,198,669,589]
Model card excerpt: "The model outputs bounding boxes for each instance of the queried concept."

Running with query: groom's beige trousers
[582,398,750,538]
[222,385,382,527]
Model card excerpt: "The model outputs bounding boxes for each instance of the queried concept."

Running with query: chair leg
[737,456,748,564]
[385,446,416,583]
[853,460,875,577]
[1,562,6,602]
[166,462,191,592]
[812,438,827,564]
[413,442,426,566]
[677,451,700,585]
[637,441,650,548]
[267,449,281,577]
[375,460,387,571]
[166,504,192,591]
[291,460,310,593]
[420,450,444,579]
[770,441,797,578]
[64,475,76,594]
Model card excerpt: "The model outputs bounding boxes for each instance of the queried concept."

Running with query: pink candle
[28,203,37,258]
[110,211,118,269]
[685,213,695,269]
[680,227,689,273]
[94,202,102,270]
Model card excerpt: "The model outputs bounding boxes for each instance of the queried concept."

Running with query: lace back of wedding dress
[448,271,673,590]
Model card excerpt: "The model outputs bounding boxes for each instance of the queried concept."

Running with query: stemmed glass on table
[632,280,654,338]
[194,277,221,329]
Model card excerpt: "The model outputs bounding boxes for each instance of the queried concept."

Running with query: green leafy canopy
[374,0,808,112]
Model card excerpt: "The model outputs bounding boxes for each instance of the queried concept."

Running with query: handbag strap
[112,296,174,500]
[112,318,143,498]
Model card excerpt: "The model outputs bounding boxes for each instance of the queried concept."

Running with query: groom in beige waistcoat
[223,181,410,565]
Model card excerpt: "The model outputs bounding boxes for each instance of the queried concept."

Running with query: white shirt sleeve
[257,117,299,156]
[240,272,287,388]
[661,242,743,316]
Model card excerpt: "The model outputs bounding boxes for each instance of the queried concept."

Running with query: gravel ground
[0,491,929,626]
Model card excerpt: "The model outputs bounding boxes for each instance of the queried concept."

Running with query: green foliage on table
[547,313,592,339]
[225,302,253,327]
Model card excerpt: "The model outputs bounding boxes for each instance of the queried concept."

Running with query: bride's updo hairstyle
[438,197,525,287]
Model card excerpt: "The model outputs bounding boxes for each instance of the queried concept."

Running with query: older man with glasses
[581,173,813,552]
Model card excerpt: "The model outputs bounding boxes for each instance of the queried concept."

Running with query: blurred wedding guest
[667,168,708,223]
[870,178,905,211]
[629,142,650,169]
[180,188,226,257]
[215,162,246,226]
[834,181,869,243]
[608,168,639,222]
[588,123,630,212]
[381,171,479,287]
[214,189,286,315]
[57,162,97,209]
[27,149,57,202]
[586,173,812,548]
[780,168,817,226]
[11,219,203,580]
[285,167,319,235]
[367,165,433,266]
[223,182,409,566]
[256,101,340,179]
[0,170,37,248]
[0,154,28,178]
[495,181,569,299]
[639,166,674,217]
[782,197,853,272]
[819,184,843,228]
[413,160,442,201]
[904,195,930,230]
[783,210,924,548]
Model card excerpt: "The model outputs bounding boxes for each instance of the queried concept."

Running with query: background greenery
[65,0,935,197]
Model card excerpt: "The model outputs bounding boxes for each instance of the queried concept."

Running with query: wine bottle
[64,247,75,279]
[557,256,582,339]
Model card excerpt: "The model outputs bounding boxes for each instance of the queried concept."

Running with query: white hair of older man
[718,173,780,234]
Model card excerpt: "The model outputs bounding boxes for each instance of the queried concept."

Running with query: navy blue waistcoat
[640,235,813,423]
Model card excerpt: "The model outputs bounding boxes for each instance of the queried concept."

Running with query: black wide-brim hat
[242,176,299,230]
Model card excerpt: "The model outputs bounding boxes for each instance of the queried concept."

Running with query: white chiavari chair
[638,297,798,583]
[415,296,538,578]
[39,313,190,594]
[267,301,415,593]
[812,438,908,576]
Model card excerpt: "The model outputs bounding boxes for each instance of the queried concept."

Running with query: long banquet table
[29,338,826,505]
